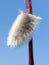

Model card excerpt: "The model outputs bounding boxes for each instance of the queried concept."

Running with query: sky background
[0,0,49,65]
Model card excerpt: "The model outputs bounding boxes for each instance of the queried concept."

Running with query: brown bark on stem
[26,0,34,65]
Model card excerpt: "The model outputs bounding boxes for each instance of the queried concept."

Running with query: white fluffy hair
[7,10,42,47]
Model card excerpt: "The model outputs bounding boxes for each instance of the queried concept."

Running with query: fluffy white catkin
[7,10,42,47]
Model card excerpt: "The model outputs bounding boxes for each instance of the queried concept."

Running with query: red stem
[26,0,32,14]
[29,39,34,65]
[26,0,34,65]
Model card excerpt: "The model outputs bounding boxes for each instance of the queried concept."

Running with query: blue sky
[0,0,49,65]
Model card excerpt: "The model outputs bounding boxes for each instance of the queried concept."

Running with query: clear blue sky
[0,0,49,65]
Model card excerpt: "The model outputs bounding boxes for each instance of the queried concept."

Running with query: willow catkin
[7,10,42,47]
